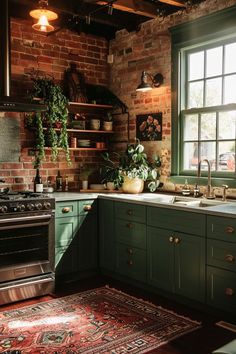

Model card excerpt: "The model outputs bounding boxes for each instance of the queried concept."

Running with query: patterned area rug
[0,286,201,353]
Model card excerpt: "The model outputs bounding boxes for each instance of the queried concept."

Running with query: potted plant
[30,77,71,166]
[102,112,113,131]
[79,164,95,190]
[100,152,124,190]
[119,141,161,193]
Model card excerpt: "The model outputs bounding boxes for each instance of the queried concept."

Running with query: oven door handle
[0,214,53,230]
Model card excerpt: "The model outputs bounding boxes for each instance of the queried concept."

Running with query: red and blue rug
[0,286,201,353]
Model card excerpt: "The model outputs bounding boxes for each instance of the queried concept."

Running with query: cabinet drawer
[78,200,96,215]
[207,216,236,242]
[56,201,78,218]
[115,202,146,223]
[116,243,146,282]
[147,207,205,236]
[207,239,236,272]
[207,266,236,313]
[116,220,146,249]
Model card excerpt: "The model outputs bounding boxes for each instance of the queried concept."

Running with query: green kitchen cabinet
[77,200,98,272]
[147,207,206,303]
[99,199,115,271]
[55,199,97,279]
[114,202,147,282]
[207,215,236,314]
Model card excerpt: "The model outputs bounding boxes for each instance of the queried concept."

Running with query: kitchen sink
[171,196,227,208]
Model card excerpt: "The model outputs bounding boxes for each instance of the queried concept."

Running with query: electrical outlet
[107,54,113,64]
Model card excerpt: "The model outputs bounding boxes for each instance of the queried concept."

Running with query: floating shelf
[68,102,113,109]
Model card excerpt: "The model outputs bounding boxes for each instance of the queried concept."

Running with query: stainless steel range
[0,191,55,305]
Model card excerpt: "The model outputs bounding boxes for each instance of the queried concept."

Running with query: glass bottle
[34,169,43,193]
[182,179,190,196]
[56,171,63,192]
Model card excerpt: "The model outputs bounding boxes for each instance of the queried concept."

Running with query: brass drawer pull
[126,223,134,229]
[225,254,235,263]
[169,236,174,243]
[127,209,133,216]
[225,288,234,296]
[62,207,71,213]
[83,205,92,211]
[127,260,133,266]
[127,248,133,255]
[225,226,234,234]
[174,237,181,244]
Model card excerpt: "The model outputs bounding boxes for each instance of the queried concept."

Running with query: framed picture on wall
[136,112,162,141]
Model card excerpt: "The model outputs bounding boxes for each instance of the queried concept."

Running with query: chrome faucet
[197,159,215,199]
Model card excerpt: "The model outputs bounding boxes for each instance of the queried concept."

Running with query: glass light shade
[30,8,58,21]
[32,14,54,32]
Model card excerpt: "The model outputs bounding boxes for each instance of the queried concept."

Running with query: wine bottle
[56,171,63,191]
[34,169,43,193]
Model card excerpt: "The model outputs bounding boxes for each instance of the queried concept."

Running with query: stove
[0,191,55,214]
[0,191,55,305]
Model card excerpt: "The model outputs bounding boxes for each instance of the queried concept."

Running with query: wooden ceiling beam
[97,0,158,18]
[158,0,186,7]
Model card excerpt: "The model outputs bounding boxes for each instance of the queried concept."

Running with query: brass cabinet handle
[126,223,134,229]
[225,226,235,234]
[174,237,181,244]
[127,248,133,255]
[127,260,133,266]
[62,207,71,213]
[127,209,133,216]
[225,288,234,296]
[169,236,174,243]
[225,254,235,263]
[83,205,92,211]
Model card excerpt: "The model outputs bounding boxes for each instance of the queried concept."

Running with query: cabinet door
[99,199,115,271]
[77,210,98,271]
[147,226,174,293]
[175,233,205,302]
[55,216,79,275]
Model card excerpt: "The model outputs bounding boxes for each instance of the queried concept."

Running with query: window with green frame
[170,6,236,186]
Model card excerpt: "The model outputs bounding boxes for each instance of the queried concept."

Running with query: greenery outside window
[170,6,236,187]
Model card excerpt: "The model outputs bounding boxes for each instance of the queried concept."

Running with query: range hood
[0,0,46,112]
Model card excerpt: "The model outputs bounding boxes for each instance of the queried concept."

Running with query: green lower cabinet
[147,226,205,303]
[55,216,79,276]
[99,199,115,271]
[207,266,236,313]
[55,199,97,279]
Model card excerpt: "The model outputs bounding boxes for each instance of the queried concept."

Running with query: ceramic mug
[90,119,100,130]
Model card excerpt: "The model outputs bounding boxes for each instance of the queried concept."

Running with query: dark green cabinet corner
[99,199,115,271]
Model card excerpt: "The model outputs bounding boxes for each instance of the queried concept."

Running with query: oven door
[0,212,55,283]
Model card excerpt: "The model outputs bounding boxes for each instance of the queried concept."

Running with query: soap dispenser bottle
[182,179,191,196]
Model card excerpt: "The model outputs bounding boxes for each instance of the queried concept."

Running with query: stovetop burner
[0,191,50,201]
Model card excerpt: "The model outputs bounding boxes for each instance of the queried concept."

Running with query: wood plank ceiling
[9,0,204,39]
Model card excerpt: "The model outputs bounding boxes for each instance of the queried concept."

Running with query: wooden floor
[1,275,236,354]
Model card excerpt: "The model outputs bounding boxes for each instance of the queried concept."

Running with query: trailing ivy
[31,77,71,166]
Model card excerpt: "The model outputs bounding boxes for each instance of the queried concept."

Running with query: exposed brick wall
[0,17,110,191]
[109,0,236,184]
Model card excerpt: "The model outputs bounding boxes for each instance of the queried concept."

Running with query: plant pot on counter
[122,176,144,194]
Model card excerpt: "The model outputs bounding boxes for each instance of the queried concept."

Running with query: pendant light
[30,0,58,33]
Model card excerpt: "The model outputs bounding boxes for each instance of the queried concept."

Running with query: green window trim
[170,5,236,188]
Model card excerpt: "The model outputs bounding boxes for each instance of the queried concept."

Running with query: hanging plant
[30,77,71,165]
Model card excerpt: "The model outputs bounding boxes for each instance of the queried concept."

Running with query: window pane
[189,51,204,80]
[218,111,236,139]
[205,78,222,106]
[183,114,198,140]
[225,43,236,74]
[200,142,216,171]
[188,81,204,108]
[224,74,236,104]
[206,47,222,77]
[218,141,235,171]
[183,142,198,170]
[200,113,216,140]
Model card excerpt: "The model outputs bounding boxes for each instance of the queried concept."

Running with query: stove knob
[27,203,35,211]
[44,202,51,210]
[0,205,7,213]
[35,202,43,210]
[17,204,25,212]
